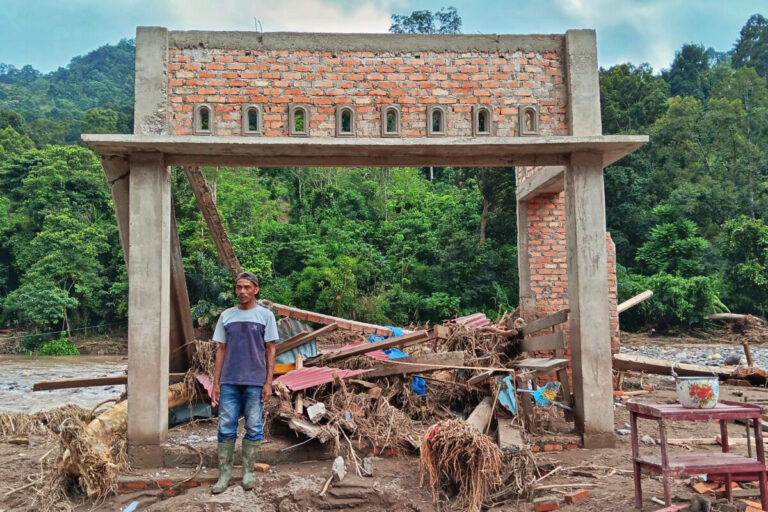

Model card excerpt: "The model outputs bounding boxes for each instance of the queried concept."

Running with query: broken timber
[362,351,465,378]
[276,323,338,356]
[466,397,494,432]
[33,373,186,391]
[519,308,569,336]
[183,166,242,275]
[266,302,398,337]
[311,330,430,364]
[617,290,653,314]
[612,353,734,379]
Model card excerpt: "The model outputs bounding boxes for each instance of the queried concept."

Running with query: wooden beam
[466,397,494,432]
[612,353,733,379]
[519,331,566,352]
[266,302,396,337]
[183,166,242,275]
[617,290,653,314]
[520,309,569,336]
[169,207,195,371]
[33,373,186,391]
[362,351,465,378]
[315,330,430,364]
[275,323,338,356]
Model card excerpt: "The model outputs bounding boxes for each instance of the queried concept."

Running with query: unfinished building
[82,27,647,462]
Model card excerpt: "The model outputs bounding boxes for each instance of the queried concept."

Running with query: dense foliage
[1,12,768,347]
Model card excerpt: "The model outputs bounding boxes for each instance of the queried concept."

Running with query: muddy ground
[3,332,768,511]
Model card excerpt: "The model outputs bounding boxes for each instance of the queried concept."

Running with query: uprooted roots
[420,419,504,512]
[0,405,93,439]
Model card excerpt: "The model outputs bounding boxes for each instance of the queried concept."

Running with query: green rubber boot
[241,438,260,490]
[211,442,235,494]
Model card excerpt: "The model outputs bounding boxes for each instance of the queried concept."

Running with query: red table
[628,400,768,510]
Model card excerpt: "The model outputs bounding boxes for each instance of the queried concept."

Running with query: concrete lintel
[81,134,647,168]
[168,30,565,55]
[135,27,169,135]
[516,165,565,201]
[127,151,170,447]
[565,150,614,447]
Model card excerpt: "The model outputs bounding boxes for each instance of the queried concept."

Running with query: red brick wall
[167,47,567,136]
[523,191,620,356]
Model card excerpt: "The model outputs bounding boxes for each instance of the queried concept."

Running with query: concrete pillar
[127,152,170,461]
[564,30,613,447]
[565,151,613,448]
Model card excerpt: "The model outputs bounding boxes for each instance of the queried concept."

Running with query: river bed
[0,355,127,413]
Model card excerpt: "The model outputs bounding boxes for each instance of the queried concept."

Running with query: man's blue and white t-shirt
[213,305,279,386]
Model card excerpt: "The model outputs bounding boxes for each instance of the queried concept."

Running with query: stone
[331,456,346,482]
[306,402,327,423]
[616,429,630,435]
[641,434,656,445]
[362,457,374,477]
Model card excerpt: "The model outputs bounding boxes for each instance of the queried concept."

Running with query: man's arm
[212,342,226,407]
[262,341,275,403]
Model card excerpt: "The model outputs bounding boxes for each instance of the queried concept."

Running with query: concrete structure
[83,27,647,459]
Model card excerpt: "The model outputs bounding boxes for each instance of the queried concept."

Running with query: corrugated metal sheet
[275,317,316,365]
[274,366,371,391]
[325,341,388,360]
[453,312,490,328]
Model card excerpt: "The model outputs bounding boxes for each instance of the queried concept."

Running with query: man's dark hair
[235,271,259,288]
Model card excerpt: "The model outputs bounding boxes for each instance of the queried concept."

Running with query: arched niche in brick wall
[381,105,401,137]
[335,106,356,137]
[241,105,263,136]
[194,104,214,135]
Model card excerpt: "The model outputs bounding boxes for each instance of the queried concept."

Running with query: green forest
[2,12,768,352]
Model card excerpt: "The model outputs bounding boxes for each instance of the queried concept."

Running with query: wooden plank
[316,330,430,364]
[612,353,733,379]
[362,351,465,378]
[266,302,396,337]
[466,397,494,432]
[33,373,185,391]
[520,309,569,336]
[617,290,653,314]
[515,358,569,372]
[183,166,242,275]
[169,207,195,371]
[275,323,338,356]
[519,331,566,352]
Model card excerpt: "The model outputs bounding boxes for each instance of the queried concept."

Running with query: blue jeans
[217,384,263,443]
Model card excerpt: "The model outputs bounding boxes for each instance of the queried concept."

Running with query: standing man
[210,271,278,493]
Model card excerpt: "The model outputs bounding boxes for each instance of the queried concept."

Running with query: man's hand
[211,383,220,407]
[261,382,272,403]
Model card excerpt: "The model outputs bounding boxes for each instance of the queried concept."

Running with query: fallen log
[363,351,465,379]
[63,381,195,495]
[705,313,752,322]
[617,290,653,314]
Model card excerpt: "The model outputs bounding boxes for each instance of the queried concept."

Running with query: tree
[663,43,711,100]
[390,7,461,34]
[600,63,669,133]
[721,216,768,315]
[635,205,710,277]
[733,14,768,78]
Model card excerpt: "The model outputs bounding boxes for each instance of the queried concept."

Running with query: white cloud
[551,0,677,71]
[163,0,394,33]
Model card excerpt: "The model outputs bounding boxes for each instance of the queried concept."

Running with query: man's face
[235,279,258,304]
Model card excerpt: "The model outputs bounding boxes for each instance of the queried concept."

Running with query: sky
[0,0,764,74]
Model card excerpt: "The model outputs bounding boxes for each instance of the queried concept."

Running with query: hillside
[1,16,768,347]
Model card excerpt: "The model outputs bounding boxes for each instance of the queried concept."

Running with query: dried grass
[0,405,92,439]
[420,419,504,512]
[439,324,519,370]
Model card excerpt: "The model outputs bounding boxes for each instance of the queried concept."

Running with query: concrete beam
[565,151,614,449]
[516,165,565,202]
[169,30,565,55]
[81,134,648,168]
[127,152,171,452]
